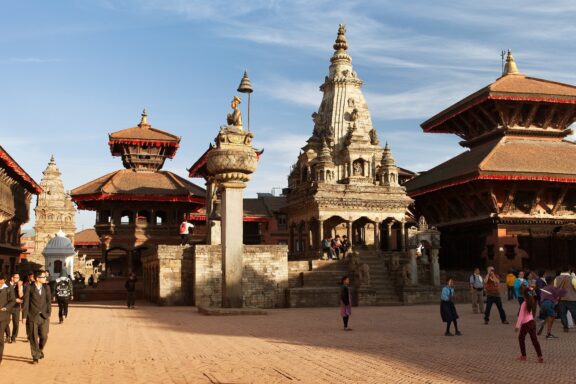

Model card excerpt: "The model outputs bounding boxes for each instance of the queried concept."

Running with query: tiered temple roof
[72,111,205,209]
[407,51,576,197]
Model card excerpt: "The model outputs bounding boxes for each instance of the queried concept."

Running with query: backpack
[56,278,71,298]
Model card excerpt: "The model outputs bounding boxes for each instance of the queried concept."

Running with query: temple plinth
[206,103,259,308]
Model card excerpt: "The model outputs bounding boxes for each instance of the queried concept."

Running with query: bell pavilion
[406,51,576,273]
[71,110,205,277]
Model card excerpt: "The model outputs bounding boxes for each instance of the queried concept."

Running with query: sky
[2,0,576,231]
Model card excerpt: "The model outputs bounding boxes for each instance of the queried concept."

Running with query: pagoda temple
[406,51,576,272]
[285,24,413,258]
[71,110,205,277]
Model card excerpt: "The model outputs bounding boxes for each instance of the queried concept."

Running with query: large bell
[237,70,253,94]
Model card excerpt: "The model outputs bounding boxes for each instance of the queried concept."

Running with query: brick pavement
[1,299,574,383]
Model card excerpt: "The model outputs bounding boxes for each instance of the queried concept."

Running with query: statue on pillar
[226,96,243,128]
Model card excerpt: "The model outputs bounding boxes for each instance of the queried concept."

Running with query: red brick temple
[406,51,576,273]
[71,110,205,277]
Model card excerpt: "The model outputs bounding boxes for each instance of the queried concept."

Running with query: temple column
[220,181,245,307]
[346,220,352,251]
[318,219,324,257]
[386,221,393,251]
[373,220,380,250]
[430,249,440,286]
[409,248,418,285]
[400,220,406,252]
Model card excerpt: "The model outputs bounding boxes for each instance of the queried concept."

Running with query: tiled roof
[0,145,42,194]
[109,126,180,142]
[74,229,100,244]
[406,137,576,196]
[244,195,287,217]
[71,169,206,199]
[422,74,576,132]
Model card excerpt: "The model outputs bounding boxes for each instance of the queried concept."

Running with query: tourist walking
[537,279,566,340]
[553,266,576,333]
[483,266,509,325]
[22,270,51,364]
[441,277,461,336]
[53,270,73,324]
[340,276,352,330]
[5,273,23,343]
[179,219,195,246]
[515,287,543,363]
[469,267,484,314]
[0,273,16,365]
[506,270,516,301]
[125,273,137,309]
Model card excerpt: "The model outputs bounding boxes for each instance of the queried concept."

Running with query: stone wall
[194,244,288,308]
[142,245,194,306]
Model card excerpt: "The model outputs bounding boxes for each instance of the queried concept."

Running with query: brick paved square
[2,300,574,383]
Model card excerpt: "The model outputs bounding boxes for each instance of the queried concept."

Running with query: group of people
[439,265,576,363]
[0,270,54,365]
[322,235,351,260]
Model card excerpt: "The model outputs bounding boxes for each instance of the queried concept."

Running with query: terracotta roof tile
[109,126,180,142]
[71,169,206,197]
[406,138,576,195]
[74,229,100,244]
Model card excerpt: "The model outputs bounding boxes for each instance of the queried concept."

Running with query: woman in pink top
[515,287,543,363]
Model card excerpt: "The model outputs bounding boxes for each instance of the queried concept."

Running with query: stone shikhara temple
[406,51,576,274]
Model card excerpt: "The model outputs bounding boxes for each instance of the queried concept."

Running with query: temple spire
[139,108,149,127]
[330,23,351,66]
[503,50,521,76]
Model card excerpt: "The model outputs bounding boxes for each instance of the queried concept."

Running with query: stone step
[285,287,341,308]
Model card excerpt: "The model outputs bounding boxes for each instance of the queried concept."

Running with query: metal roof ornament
[503,50,521,76]
[139,108,149,127]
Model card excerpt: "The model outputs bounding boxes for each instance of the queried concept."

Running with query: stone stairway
[285,259,350,307]
[354,250,404,306]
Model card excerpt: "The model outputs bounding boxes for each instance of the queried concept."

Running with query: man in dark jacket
[5,273,24,343]
[22,270,51,364]
[125,273,137,309]
[0,273,16,365]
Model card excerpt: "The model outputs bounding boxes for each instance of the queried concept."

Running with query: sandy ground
[1,299,575,383]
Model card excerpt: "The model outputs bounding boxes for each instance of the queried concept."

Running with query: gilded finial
[503,49,521,76]
[237,70,253,94]
[49,154,55,164]
[333,23,348,51]
[140,108,149,126]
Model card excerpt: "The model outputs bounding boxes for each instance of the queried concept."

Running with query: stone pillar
[386,221,393,251]
[373,220,380,250]
[317,218,324,258]
[220,182,245,307]
[430,249,440,286]
[346,220,352,251]
[400,220,406,251]
[409,248,418,285]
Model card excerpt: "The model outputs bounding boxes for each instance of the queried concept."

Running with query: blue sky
[2,0,575,230]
